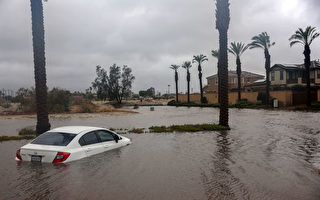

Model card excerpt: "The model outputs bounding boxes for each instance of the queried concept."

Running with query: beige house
[203,71,264,93]
[270,60,320,87]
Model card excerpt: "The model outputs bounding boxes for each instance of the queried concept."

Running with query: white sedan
[16,126,131,163]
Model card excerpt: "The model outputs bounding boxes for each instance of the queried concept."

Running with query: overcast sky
[1,0,320,94]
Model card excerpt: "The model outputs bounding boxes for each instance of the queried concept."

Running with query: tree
[211,49,220,103]
[92,64,135,104]
[170,65,180,102]
[249,32,275,105]
[139,87,155,97]
[30,0,50,134]
[216,0,230,127]
[289,26,319,106]
[182,61,192,103]
[192,55,208,103]
[228,42,249,101]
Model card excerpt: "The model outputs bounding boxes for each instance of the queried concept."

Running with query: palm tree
[249,32,275,105]
[211,49,220,103]
[182,61,192,103]
[289,26,320,106]
[229,42,249,101]
[216,0,230,127]
[30,0,50,134]
[170,65,180,102]
[192,55,208,103]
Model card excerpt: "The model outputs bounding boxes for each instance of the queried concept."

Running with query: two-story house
[203,71,265,93]
[269,60,320,87]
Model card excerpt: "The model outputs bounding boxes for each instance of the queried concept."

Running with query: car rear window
[31,132,77,146]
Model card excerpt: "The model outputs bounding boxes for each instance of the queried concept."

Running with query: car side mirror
[114,135,119,143]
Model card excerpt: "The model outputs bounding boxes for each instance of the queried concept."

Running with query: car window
[31,132,76,146]
[96,130,115,142]
[80,132,99,146]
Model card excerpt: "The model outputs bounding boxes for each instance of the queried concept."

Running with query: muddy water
[0,107,320,200]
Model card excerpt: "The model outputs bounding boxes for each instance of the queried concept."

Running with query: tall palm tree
[229,42,249,101]
[182,61,192,103]
[216,0,230,127]
[289,26,319,106]
[192,55,208,103]
[170,65,180,102]
[249,32,275,105]
[211,49,220,103]
[30,0,50,134]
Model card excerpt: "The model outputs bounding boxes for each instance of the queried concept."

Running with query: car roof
[48,126,104,134]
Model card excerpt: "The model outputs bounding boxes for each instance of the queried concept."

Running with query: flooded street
[0,107,320,199]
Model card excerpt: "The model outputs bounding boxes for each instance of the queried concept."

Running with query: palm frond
[289,26,319,47]
[182,61,192,70]
[170,64,180,70]
[211,50,220,59]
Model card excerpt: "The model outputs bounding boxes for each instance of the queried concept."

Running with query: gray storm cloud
[0,0,319,94]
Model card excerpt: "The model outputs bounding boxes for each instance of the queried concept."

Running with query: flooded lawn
[0,107,320,200]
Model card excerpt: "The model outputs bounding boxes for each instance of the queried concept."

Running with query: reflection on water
[0,107,320,199]
[202,132,249,200]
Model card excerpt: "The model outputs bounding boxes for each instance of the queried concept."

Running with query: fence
[178,90,320,106]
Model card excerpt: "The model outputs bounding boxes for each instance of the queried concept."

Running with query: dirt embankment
[0,102,137,119]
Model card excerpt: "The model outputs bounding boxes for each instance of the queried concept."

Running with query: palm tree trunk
[236,56,241,101]
[265,50,271,105]
[304,45,311,106]
[175,71,179,102]
[187,69,190,103]
[219,30,229,127]
[30,0,51,134]
[217,61,221,104]
[216,0,230,127]
[198,64,204,103]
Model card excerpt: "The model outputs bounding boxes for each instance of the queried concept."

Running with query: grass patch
[149,124,230,133]
[19,128,37,135]
[0,135,35,142]
[128,128,145,134]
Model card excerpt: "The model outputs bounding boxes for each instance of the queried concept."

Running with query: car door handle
[86,147,92,152]
[104,145,109,149]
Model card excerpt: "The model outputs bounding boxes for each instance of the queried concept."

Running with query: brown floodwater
[0,107,320,200]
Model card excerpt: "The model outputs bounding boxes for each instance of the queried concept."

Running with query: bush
[201,97,208,104]
[48,88,71,113]
[311,102,320,109]
[291,85,305,91]
[238,98,248,105]
[19,128,37,135]
[256,100,262,106]
[257,92,266,105]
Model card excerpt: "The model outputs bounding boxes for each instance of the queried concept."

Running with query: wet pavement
[0,107,319,199]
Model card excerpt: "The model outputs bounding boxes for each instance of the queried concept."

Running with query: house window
[280,71,284,80]
[215,78,218,85]
[233,78,237,84]
[318,70,320,79]
[247,77,251,83]
[289,71,297,80]
[271,71,275,81]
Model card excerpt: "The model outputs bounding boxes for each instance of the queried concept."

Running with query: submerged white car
[16,126,131,163]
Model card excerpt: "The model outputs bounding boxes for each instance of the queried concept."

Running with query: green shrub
[48,88,71,113]
[291,85,305,91]
[311,102,320,109]
[19,128,37,135]
[201,97,208,104]
[257,92,266,105]
[0,135,35,142]
[128,128,144,134]
[256,100,262,106]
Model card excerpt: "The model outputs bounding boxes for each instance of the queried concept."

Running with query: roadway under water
[0,107,319,199]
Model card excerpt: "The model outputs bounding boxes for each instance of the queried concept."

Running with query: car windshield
[31,132,77,146]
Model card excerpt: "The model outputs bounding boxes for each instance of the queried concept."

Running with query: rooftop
[271,60,320,70]
[207,70,264,79]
